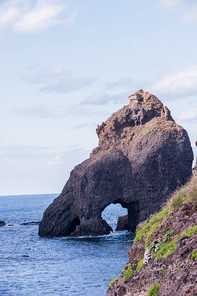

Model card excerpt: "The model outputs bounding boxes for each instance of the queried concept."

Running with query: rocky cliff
[106,169,197,296]
[38,90,193,238]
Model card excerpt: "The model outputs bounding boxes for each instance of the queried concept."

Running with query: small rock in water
[21,221,40,225]
[0,221,6,227]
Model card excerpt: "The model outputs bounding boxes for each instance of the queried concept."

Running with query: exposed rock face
[116,215,129,231]
[39,90,193,237]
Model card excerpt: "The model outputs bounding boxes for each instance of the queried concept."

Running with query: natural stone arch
[39,90,193,237]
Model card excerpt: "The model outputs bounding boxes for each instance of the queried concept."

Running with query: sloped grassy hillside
[106,169,197,296]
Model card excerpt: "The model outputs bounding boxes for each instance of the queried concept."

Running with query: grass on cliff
[166,173,197,213]
[136,171,197,245]
[109,276,119,288]
[123,263,133,280]
[134,209,168,245]
[147,283,161,296]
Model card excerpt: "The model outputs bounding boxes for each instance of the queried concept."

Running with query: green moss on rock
[109,276,119,288]
[124,263,133,280]
[161,269,167,275]
[192,249,197,260]
[156,240,176,258]
[134,223,149,244]
[145,222,160,249]
[135,259,145,271]
[186,225,197,236]
[147,283,161,296]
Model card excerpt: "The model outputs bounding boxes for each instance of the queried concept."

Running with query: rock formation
[0,221,6,227]
[39,90,193,237]
[106,170,197,296]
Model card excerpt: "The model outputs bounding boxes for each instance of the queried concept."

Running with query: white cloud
[40,76,95,93]
[150,67,197,99]
[160,0,182,9]
[24,63,93,93]
[13,0,65,32]
[64,12,76,28]
[16,103,103,118]
[105,77,134,90]
[0,0,75,34]
[80,91,129,105]
[81,92,110,105]
[182,3,197,24]
[24,62,69,84]
[0,6,19,29]
[178,108,197,122]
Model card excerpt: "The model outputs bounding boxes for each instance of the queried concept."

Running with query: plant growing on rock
[135,259,145,271]
[192,249,197,260]
[123,263,133,280]
[145,222,160,249]
[186,225,197,236]
[161,269,167,275]
[109,276,119,288]
[156,239,176,258]
[147,283,161,296]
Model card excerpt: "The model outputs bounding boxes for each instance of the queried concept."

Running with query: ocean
[0,194,133,296]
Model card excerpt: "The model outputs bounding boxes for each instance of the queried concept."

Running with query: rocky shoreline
[106,169,197,296]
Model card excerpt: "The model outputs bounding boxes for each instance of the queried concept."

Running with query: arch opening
[101,203,127,231]
[67,216,80,236]
[101,200,140,233]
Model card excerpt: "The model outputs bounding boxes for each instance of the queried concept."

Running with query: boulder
[116,215,128,231]
[39,90,193,237]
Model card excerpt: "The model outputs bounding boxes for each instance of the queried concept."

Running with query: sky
[0,0,197,195]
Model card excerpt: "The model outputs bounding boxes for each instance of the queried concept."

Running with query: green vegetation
[161,269,167,275]
[109,276,119,288]
[135,259,145,271]
[157,229,175,251]
[192,249,197,260]
[168,176,197,212]
[186,225,197,236]
[178,231,186,239]
[149,209,168,224]
[148,240,158,256]
[170,195,182,211]
[145,222,160,249]
[124,263,133,280]
[177,266,182,271]
[134,209,168,245]
[147,283,161,296]
[134,223,149,244]
[156,240,176,258]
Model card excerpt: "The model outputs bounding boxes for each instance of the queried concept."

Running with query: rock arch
[39,90,193,237]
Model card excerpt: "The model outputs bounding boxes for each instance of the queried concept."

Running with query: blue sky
[0,0,197,195]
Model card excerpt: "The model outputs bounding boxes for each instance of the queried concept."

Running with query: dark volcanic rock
[116,215,129,231]
[39,90,193,237]
[0,221,6,227]
[20,221,40,225]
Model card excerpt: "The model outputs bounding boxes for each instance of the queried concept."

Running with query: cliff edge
[106,169,197,296]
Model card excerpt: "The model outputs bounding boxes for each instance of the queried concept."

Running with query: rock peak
[95,90,174,156]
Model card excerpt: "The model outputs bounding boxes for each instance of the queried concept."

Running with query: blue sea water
[0,194,133,296]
